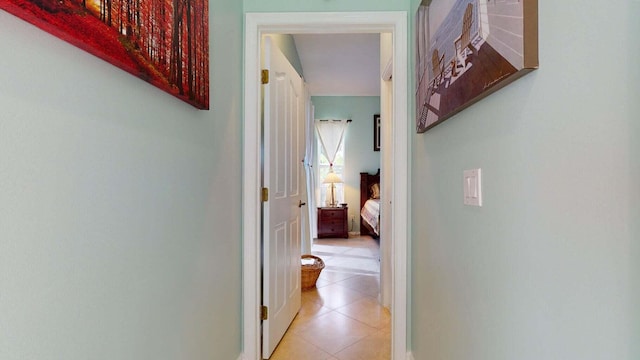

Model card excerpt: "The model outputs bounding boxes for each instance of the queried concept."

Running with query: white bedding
[360,198,380,236]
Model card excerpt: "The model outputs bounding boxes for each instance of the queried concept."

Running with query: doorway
[242,11,409,360]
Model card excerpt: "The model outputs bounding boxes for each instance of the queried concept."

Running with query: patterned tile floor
[270,236,390,360]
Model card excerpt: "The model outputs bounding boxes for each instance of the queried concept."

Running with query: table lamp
[323,167,343,207]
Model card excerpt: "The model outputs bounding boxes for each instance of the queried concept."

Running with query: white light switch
[463,169,482,206]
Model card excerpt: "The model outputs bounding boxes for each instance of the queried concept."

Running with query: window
[317,136,345,207]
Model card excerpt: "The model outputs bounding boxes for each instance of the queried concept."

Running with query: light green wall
[312,96,381,232]
[0,1,242,359]
[410,1,638,359]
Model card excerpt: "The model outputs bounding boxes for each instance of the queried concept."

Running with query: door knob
[298,200,307,208]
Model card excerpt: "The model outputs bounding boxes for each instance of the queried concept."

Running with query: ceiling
[293,33,381,96]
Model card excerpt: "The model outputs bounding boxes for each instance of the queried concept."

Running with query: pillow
[370,183,380,199]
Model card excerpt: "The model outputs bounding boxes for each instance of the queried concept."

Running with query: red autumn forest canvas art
[1,0,209,109]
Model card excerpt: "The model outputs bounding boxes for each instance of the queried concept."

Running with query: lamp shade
[323,170,343,184]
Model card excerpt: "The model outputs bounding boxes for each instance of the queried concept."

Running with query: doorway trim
[242,11,409,360]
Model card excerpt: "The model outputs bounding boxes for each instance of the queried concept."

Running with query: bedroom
[313,95,381,238]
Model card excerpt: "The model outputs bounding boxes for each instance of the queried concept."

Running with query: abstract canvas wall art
[416,0,538,132]
[1,0,209,109]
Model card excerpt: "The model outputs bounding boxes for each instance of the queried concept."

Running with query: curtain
[316,120,347,167]
[304,103,317,245]
[316,119,348,207]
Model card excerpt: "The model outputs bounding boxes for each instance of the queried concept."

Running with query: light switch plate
[463,169,482,206]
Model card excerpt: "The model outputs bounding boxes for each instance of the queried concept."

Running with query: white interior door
[262,36,304,359]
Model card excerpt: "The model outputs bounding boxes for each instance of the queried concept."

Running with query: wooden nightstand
[317,206,348,238]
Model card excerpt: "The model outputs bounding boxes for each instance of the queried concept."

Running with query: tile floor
[269,235,391,360]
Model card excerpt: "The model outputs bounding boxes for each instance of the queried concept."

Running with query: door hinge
[261,305,268,320]
[261,187,269,202]
[261,69,269,84]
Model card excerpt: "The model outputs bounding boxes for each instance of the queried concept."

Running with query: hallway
[270,236,391,360]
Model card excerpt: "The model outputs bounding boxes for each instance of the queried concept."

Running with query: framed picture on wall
[0,0,210,109]
[415,0,538,132]
[373,114,381,151]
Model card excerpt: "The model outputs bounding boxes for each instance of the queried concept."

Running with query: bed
[360,169,381,237]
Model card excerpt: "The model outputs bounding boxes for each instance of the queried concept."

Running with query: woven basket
[301,255,325,290]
